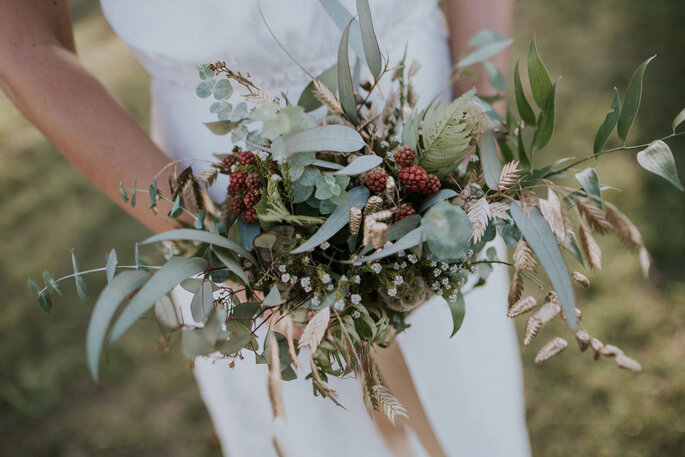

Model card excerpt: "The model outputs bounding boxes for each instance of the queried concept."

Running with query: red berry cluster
[239,150,256,166]
[394,145,440,195]
[398,165,429,192]
[394,145,416,167]
[227,171,262,223]
[396,203,416,221]
[365,167,388,193]
[221,154,238,171]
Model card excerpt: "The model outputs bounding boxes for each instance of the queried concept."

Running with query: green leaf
[263,285,282,307]
[87,270,151,379]
[105,248,117,282]
[213,79,233,100]
[196,79,214,98]
[421,202,472,261]
[190,281,214,323]
[564,232,585,267]
[292,186,370,254]
[510,204,577,329]
[71,250,87,301]
[27,278,40,294]
[37,292,52,313]
[298,64,338,112]
[517,132,530,169]
[332,155,382,176]
[337,20,358,124]
[480,130,501,189]
[527,36,553,109]
[401,115,419,150]
[318,0,365,60]
[169,194,182,218]
[119,182,128,202]
[593,88,621,154]
[217,333,256,356]
[418,189,458,213]
[636,140,683,190]
[483,61,506,92]
[447,290,466,337]
[355,0,382,79]
[617,56,656,142]
[141,229,257,265]
[673,107,685,133]
[312,159,344,170]
[468,30,508,47]
[109,257,208,344]
[514,59,536,126]
[154,294,180,330]
[357,227,423,263]
[575,167,603,208]
[148,180,158,209]
[181,329,215,358]
[531,82,556,154]
[271,125,364,162]
[213,247,249,284]
[204,120,242,135]
[197,64,214,80]
[457,38,513,68]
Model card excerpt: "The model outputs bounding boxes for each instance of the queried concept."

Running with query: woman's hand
[0,0,178,233]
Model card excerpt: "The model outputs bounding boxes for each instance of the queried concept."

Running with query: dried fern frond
[466,166,486,188]
[604,201,643,250]
[182,177,205,213]
[489,202,511,220]
[498,160,521,190]
[508,271,524,306]
[467,197,491,243]
[518,189,539,215]
[196,167,219,186]
[267,331,286,420]
[571,271,590,288]
[579,220,602,270]
[298,306,330,351]
[539,189,569,245]
[507,296,537,318]
[534,337,569,363]
[513,240,537,272]
[373,385,408,425]
[577,198,613,234]
[313,79,343,114]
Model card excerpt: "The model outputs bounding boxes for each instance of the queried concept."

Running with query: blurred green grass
[0,1,683,456]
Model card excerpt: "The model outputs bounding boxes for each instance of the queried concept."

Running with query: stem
[38,265,163,295]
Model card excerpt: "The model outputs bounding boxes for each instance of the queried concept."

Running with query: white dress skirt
[99,1,531,456]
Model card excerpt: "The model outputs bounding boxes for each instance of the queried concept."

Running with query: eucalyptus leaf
[617,56,655,142]
[636,140,683,190]
[37,292,52,313]
[575,167,603,208]
[204,120,242,135]
[141,229,257,264]
[86,270,150,379]
[109,257,208,344]
[217,333,256,355]
[27,279,40,294]
[527,36,553,109]
[514,59,536,126]
[332,155,382,175]
[213,79,233,100]
[510,204,577,329]
[270,125,364,162]
[421,202,472,261]
[213,247,250,284]
[673,107,685,132]
[190,281,214,323]
[593,88,621,154]
[517,131,531,169]
[196,79,214,98]
[238,220,260,250]
[148,180,158,208]
[483,61,506,92]
[105,249,117,282]
[479,130,501,189]
[182,329,215,358]
[318,0,366,61]
[313,159,345,170]
[356,0,382,78]
[418,189,458,213]
[154,294,180,330]
[337,20,358,124]
[71,250,87,301]
[457,38,513,68]
[447,290,466,337]
[531,82,556,154]
[263,285,282,307]
[357,227,423,263]
[468,30,508,47]
[386,215,422,242]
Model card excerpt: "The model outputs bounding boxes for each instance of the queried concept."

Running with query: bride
[0,1,529,456]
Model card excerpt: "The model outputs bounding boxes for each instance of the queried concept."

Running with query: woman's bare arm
[444,0,515,95]
[0,0,177,233]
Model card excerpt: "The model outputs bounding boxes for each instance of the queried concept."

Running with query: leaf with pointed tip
[204,119,242,135]
[593,88,621,154]
[141,229,257,265]
[318,0,365,61]
[105,249,117,282]
[514,59,536,126]
[71,250,87,301]
[510,204,577,329]
[527,36,553,109]
[87,270,150,380]
[356,0,382,78]
[148,180,158,208]
[636,140,683,190]
[447,290,466,337]
[181,329,215,358]
[617,56,655,141]
[531,83,556,154]
[109,257,208,344]
[673,107,685,132]
[313,159,345,170]
[483,61,506,92]
[337,20,358,124]
[332,155,382,175]
[575,167,603,209]
[457,38,513,68]
[357,227,423,263]
[480,130,501,189]
[37,292,52,313]
[517,132,530,170]
[263,285,282,307]
[271,125,364,162]
[27,279,40,295]
[213,247,249,284]
[190,281,214,323]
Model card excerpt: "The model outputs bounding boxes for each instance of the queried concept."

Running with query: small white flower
[327,284,335,291]
[398,250,406,257]
[271,174,282,182]
[352,310,361,318]
[371,263,382,274]
[440,262,449,271]
[231,164,238,172]
[351,294,362,304]
[281,273,291,282]
[319,241,330,250]
[467,249,474,257]
[295,233,302,240]
[431,281,441,290]
[394,275,404,286]
[257,150,270,160]
[450,264,459,273]
[352,256,362,266]
[278,264,287,273]
[400,262,407,269]
[407,254,418,264]
[384,241,392,248]
[387,288,397,297]
[469,154,480,163]
[333,300,345,311]
[303,256,311,264]
[445,284,452,290]
[433,268,442,277]
[300,277,311,287]
[393,263,401,270]
[290,275,298,284]
[352,275,361,284]
[311,295,321,306]
[435,289,443,295]
[470,266,478,274]
[304,286,313,293]
[430,261,437,267]
[339,275,348,282]
[322,273,331,284]
[441,277,449,285]
[449,293,458,302]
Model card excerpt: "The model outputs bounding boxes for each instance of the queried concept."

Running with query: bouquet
[28,1,684,423]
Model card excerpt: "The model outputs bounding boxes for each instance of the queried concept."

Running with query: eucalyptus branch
[37,265,163,295]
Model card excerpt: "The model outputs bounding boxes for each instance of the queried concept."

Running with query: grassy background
[0,1,683,455]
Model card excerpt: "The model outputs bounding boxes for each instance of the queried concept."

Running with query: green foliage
[479,129,501,189]
[531,82,556,154]
[298,64,338,112]
[575,167,603,208]
[337,20,358,123]
[514,59,536,126]
[636,140,683,190]
[446,290,466,337]
[356,0,382,79]
[617,56,655,141]
[594,88,621,154]
[421,202,472,260]
[527,36,554,109]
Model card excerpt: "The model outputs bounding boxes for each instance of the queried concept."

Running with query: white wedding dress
[99,1,531,456]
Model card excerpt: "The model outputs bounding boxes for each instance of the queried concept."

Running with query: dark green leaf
[480,130,501,189]
[527,36,553,109]
[213,247,249,284]
[148,180,158,208]
[447,290,466,337]
[119,182,128,202]
[636,140,683,190]
[337,20,358,124]
[514,59,536,126]
[517,132,530,169]
[531,82,556,154]
[355,0,382,78]
[617,56,655,142]
[593,88,621,154]
[575,167,603,208]
[37,292,52,313]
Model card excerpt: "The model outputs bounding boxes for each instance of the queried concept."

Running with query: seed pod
[369,222,389,249]
[369,210,393,222]
[364,196,383,216]
[507,296,537,318]
[524,317,541,346]
[349,207,362,235]
[590,337,604,360]
[615,353,642,371]
[574,330,591,352]
[599,344,623,357]
[572,271,590,288]
[384,176,396,197]
[534,337,569,364]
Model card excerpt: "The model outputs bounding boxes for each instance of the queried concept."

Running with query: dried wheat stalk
[373,385,408,425]
[577,198,614,234]
[508,271,524,306]
[298,306,330,351]
[267,330,286,420]
[507,296,537,318]
[534,337,569,363]
[604,201,643,250]
[313,79,343,114]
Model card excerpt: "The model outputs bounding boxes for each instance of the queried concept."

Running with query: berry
[421,174,441,195]
[399,165,428,192]
[227,172,247,196]
[242,208,259,224]
[394,145,416,167]
[246,173,262,190]
[365,167,388,193]
[239,150,256,166]
[221,154,238,171]
[229,197,245,214]
[243,190,261,209]
[396,203,416,221]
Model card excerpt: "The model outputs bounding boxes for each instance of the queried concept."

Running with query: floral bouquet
[28,1,683,423]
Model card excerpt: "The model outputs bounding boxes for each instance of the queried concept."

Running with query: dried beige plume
[571,271,590,288]
[498,160,521,190]
[267,330,286,420]
[524,296,561,345]
[615,353,642,371]
[489,202,511,220]
[196,167,219,186]
[579,219,602,270]
[298,306,330,351]
[382,91,398,123]
[590,337,604,360]
[309,357,343,407]
[604,201,643,250]
[577,198,614,234]
[467,197,492,243]
[507,296,537,318]
[518,189,539,215]
[407,83,419,108]
[408,59,421,78]
[513,240,537,272]
[282,315,301,371]
[373,385,408,425]
[524,316,542,346]
[312,79,343,114]
[539,189,569,245]
[349,207,362,235]
[574,330,591,352]
[364,195,383,216]
[508,271,524,306]
[384,176,396,198]
[534,337,569,364]
[639,246,651,279]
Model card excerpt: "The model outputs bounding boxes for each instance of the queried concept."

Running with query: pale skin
[0,1,513,456]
